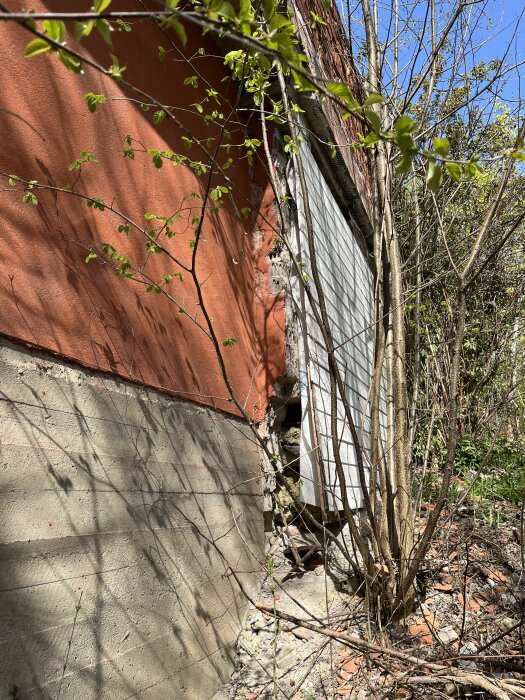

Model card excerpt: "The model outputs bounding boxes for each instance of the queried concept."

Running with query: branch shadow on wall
[0,339,265,699]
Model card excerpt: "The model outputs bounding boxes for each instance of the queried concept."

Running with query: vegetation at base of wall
[455,437,525,506]
[415,436,525,525]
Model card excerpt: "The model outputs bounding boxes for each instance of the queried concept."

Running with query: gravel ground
[214,513,525,700]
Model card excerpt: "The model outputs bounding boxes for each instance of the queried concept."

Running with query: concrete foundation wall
[0,337,264,699]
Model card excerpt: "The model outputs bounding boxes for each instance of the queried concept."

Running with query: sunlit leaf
[24,38,51,58]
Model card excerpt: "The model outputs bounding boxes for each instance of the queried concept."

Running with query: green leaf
[153,110,166,124]
[426,163,443,192]
[184,75,198,88]
[363,93,385,107]
[168,17,187,45]
[210,186,228,201]
[92,0,112,12]
[68,151,98,170]
[283,134,299,154]
[74,20,94,41]
[361,131,381,148]
[42,19,66,43]
[116,19,131,32]
[292,69,315,92]
[364,109,381,134]
[510,149,525,162]
[95,19,112,45]
[425,159,435,184]
[116,260,133,278]
[22,192,38,205]
[397,133,417,156]
[270,13,291,32]
[158,45,166,61]
[190,161,208,175]
[86,197,106,211]
[465,160,482,179]
[24,38,51,58]
[122,137,134,158]
[239,0,252,20]
[445,161,461,181]
[108,54,126,79]
[145,240,163,254]
[309,10,327,26]
[264,0,277,21]
[395,153,412,175]
[74,21,85,41]
[58,50,83,74]
[219,2,236,20]
[84,92,106,112]
[395,114,417,135]
[326,82,359,110]
[222,337,237,347]
[433,137,450,157]
[85,252,98,263]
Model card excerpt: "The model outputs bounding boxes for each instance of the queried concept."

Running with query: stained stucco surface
[0,337,264,699]
[0,1,285,420]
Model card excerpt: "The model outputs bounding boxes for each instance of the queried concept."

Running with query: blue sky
[338,0,525,116]
[477,0,525,104]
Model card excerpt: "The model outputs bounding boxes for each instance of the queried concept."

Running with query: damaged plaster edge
[0,332,259,432]
[254,131,306,523]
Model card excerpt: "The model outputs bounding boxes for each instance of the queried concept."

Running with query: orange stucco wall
[0,1,285,420]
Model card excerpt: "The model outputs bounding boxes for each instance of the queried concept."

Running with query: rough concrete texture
[218,529,351,700]
[0,337,264,699]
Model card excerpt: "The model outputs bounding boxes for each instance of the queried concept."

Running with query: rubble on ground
[215,509,525,699]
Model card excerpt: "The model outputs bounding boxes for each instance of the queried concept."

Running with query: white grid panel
[290,144,380,510]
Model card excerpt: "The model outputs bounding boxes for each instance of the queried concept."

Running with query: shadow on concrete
[0,338,266,699]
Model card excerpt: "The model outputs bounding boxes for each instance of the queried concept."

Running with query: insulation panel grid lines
[291,143,380,510]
